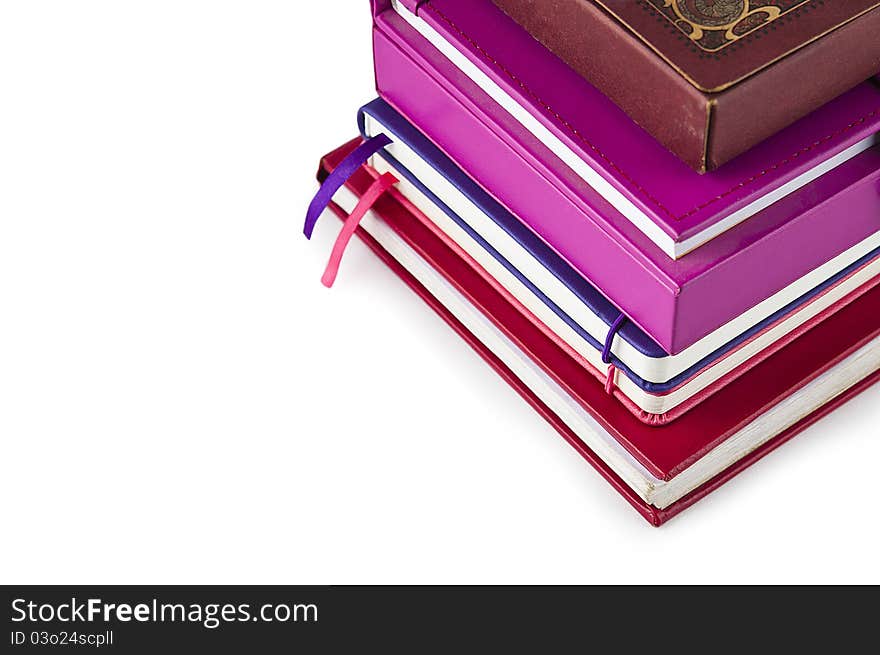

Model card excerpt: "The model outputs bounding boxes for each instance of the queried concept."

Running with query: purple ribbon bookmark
[304,134,392,239]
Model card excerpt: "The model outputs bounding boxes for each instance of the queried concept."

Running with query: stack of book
[305,0,880,525]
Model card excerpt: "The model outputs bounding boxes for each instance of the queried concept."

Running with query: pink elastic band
[321,172,399,288]
[604,364,617,395]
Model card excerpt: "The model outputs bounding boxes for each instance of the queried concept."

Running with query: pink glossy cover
[381,0,880,248]
[318,140,880,525]
[370,4,880,354]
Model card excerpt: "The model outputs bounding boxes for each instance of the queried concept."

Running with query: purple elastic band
[304,133,392,240]
[602,314,628,364]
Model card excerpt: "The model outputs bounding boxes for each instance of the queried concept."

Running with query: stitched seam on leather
[678,109,879,217]
[424,3,880,222]
[423,3,679,220]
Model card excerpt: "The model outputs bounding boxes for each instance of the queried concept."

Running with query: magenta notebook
[383,0,880,258]
[371,0,880,354]
[356,98,880,425]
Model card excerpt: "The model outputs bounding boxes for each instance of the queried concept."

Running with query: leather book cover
[370,9,880,353]
[357,97,880,421]
[315,139,880,524]
[376,0,880,259]
[492,0,880,171]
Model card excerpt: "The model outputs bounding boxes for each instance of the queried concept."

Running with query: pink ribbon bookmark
[321,172,399,288]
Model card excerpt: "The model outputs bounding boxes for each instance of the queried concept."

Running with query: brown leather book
[491,0,880,172]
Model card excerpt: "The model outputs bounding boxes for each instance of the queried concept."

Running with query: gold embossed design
[651,0,811,52]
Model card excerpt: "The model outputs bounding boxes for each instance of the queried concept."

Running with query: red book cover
[315,139,880,525]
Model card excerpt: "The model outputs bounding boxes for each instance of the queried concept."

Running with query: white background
[1,0,878,584]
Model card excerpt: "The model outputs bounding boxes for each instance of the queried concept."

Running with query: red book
[314,139,880,525]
